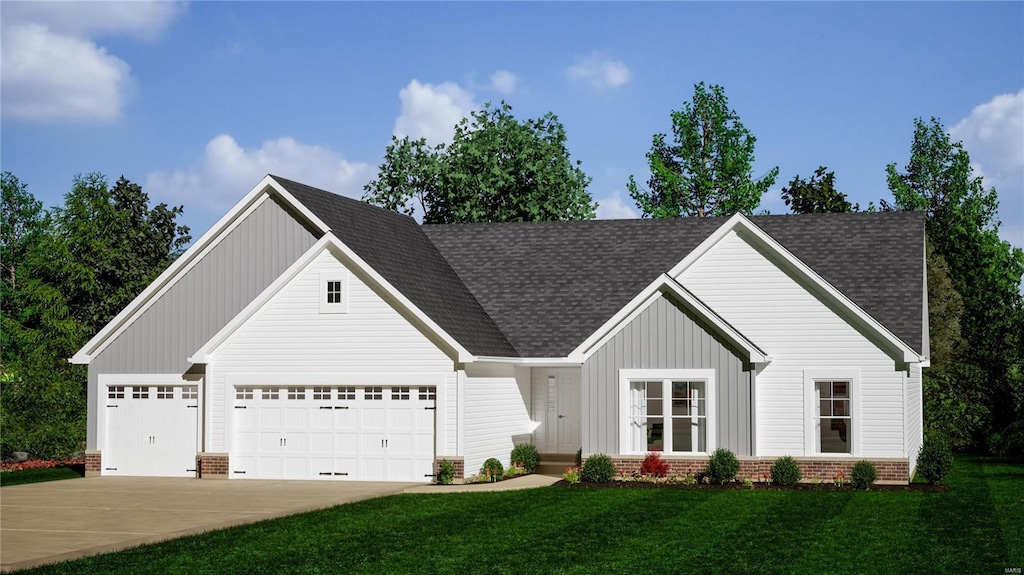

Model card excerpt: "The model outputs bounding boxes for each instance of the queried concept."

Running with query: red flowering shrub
[640,452,670,477]
[1,458,84,472]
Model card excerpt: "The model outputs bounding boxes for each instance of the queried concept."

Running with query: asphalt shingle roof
[273,176,518,357]
[274,176,924,359]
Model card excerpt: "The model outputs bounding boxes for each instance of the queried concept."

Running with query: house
[73,175,928,483]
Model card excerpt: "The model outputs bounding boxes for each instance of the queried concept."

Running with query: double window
[620,370,715,455]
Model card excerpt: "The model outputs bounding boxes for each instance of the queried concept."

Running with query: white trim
[568,273,769,364]
[617,368,716,456]
[71,175,333,365]
[457,370,466,457]
[471,356,583,366]
[188,233,476,364]
[670,213,924,363]
[803,368,860,457]
[226,372,447,386]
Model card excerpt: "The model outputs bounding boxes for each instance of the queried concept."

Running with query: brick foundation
[196,453,229,479]
[85,450,102,477]
[434,457,465,484]
[599,455,910,484]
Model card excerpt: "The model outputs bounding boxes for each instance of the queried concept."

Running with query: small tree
[628,82,778,218]
[781,166,858,214]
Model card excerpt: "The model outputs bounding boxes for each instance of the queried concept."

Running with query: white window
[619,369,715,455]
[236,386,254,400]
[157,386,174,399]
[108,386,125,399]
[365,386,383,401]
[804,369,859,456]
[287,386,306,400]
[391,386,410,400]
[262,387,280,400]
[313,386,331,401]
[338,386,356,400]
[182,386,199,400]
[319,273,348,314]
[418,386,436,401]
[133,386,150,399]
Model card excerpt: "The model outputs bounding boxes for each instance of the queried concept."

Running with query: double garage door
[104,385,199,477]
[231,385,436,482]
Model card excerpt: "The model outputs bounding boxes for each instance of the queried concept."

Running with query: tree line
[3,83,1022,460]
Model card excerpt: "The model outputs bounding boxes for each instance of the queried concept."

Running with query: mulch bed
[555,479,948,492]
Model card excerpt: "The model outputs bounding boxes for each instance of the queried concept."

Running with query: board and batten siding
[906,363,923,476]
[463,364,532,477]
[582,295,753,456]
[677,229,907,458]
[87,196,319,449]
[210,250,457,453]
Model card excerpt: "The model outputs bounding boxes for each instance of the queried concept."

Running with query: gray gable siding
[582,295,753,456]
[87,195,319,447]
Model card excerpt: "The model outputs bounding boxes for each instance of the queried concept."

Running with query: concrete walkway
[403,473,561,493]
[0,477,414,572]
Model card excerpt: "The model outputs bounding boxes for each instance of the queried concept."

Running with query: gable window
[319,273,348,314]
[619,369,715,455]
[804,369,859,456]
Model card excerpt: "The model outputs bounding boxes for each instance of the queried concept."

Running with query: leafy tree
[364,102,596,223]
[926,246,966,367]
[886,117,1024,449]
[627,82,778,218]
[781,166,859,214]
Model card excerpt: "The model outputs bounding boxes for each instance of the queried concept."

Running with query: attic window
[319,273,348,314]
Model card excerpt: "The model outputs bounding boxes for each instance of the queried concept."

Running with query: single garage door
[231,385,435,482]
[104,385,199,477]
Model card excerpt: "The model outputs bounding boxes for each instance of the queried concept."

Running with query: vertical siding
[582,295,753,456]
[210,251,456,452]
[906,364,923,476]
[87,196,318,448]
[678,230,906,458]
[463,363,533,476]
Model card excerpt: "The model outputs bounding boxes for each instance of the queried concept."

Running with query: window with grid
[326,281,342,304]
[262,387,280,400]
[391,386,410,400]
[132,386,150,399]
[365,386,383,400]
[287,386,306,400]
[817,381,851,454]
[418,386,436,401]
[313,386,331,400]
[108,386,125,399]
[338,386,356,400]
[237,386,254,400]
[182,386,198,400]
[157,386,174,399]
[628,379,707,454]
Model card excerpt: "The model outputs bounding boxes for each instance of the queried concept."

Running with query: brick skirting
[85,450,102,477]
[600,455,910,483]
[196,453,229,479]
[434,457,465,483]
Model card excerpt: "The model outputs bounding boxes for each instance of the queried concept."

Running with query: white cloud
[393,80,477,146]
[596,190,638,220]
[950,89,1024,249]
[566,53,631,91]
[145,135,374,214]
[0,1,184,121]
[489,70,519,95]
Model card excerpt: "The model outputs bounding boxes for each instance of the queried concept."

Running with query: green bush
[582,453,616,483]
[436,459,455,485]
[481,458,504,481]
[510,443,539,473]
[851,460,877,489]
[916,435,953,484]
[770,456,802,486]
[706,448,740,484]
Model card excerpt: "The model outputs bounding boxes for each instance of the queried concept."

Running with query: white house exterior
[74,175,928,483]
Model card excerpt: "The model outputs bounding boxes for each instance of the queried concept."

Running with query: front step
[536,453,578,476]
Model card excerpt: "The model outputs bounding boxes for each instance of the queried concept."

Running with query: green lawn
[0,465,84,487]
[22,456,1023,574]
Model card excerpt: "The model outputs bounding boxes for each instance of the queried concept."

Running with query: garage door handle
[187,405,198,409]
[333,472,348,476]
[320,406,333,410]
[235,406,247,409]
[107,405,118,408]
[424,406,435,410]
[319,472,332,476]
[334,406,349,410]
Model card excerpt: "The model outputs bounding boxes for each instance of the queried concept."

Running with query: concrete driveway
[0,477,415,572]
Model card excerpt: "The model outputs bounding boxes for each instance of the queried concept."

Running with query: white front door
[231,384,435,481]
[104,384,199,477]
[556,373,581,453]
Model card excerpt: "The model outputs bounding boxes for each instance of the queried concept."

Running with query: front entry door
[556,374,581,453]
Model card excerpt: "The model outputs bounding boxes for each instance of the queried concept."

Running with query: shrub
[770,456,802,486]
[436,459,455,485]
[851,460,877,489]
[510,443,539,473]
[582,453,616,483]
[706,448,740,484]
[640,452,670,477]
[503,465,527,480]
[481,458,504,482]
[563,466,581,485]
[575,447,583,468]
[916,435,953,484]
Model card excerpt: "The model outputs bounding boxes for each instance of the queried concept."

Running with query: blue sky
[2,2,1022,250]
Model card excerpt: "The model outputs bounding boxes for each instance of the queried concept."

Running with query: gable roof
[271,176,518,357]
[424,211,925,358]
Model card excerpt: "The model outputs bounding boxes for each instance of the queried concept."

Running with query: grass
[21,456,1023,574]
[0,465,84,487]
